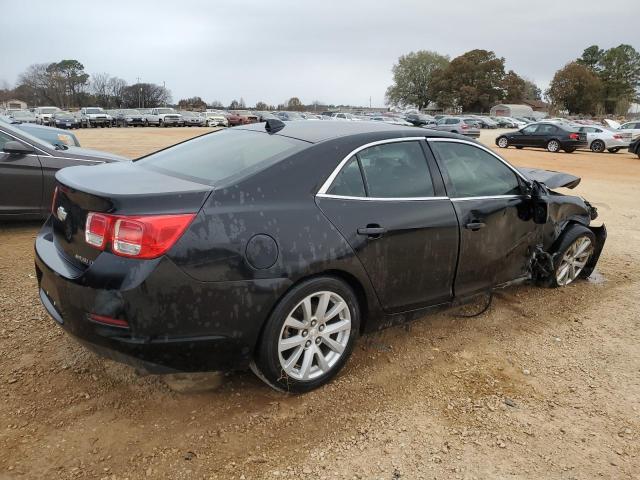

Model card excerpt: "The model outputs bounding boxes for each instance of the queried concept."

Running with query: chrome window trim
[46,156,105,164]
[317,193,449,201]
[316,136,430,197]
[427,137,530,183]
[451,194,523,202]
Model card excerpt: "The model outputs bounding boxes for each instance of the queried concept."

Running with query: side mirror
[530,181,548,224]
[3,141,34,155]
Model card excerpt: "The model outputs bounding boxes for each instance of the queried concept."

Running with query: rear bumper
[34,224,291,373]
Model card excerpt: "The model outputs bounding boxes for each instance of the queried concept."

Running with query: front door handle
[357,225,386,238]
[465,222,486,231]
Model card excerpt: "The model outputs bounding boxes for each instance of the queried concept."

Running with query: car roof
[236,120,461,143]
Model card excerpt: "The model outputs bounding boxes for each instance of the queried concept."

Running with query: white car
[577,126,633,153]
[145,107,182,127]
[204,112,228,127]
[331,112,359,121]
[618,121,640,141]
[79,107,111,128]
[34,106,61,126]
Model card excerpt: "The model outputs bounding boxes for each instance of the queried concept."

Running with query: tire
[497,136,509,148]
[252,276,360,393]
[516,146,523,149]
[546,139,561,152]
[564,147,576,153]
[590,139,605,153]
[158,119,164,128]
[607,148,620,153]
[549,225,595,288]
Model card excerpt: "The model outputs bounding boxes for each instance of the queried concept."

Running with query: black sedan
[496,122,587,153]
[0,121,127,220]
[628,137,640,158]
[35,120,605,393]
[51,111,81,129]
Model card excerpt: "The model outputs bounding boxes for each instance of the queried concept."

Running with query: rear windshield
[135,129,307,186]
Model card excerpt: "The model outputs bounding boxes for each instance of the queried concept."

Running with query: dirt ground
[1,126,639,480]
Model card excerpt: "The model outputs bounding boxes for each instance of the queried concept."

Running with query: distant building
[522,99,549,113]
[490,104,536,118]
[1,99,27,110]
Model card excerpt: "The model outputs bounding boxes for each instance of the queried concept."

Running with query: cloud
[1,0,637,107]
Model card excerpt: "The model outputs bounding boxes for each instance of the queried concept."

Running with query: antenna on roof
[265,118,285,134]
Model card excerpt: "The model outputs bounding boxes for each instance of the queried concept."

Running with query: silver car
[577,126,632,153]
[429,117,481,138]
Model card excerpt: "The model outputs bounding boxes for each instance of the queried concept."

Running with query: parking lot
[1,127,639,479]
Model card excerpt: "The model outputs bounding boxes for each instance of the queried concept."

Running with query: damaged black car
[35,121,606,393]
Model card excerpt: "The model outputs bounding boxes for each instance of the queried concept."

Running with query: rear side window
[357,142,434,198]
[445,118,459,125]
[136,129,306,185]
[327,157,366,197]
[430,141,521,198]
[537,124,557,135]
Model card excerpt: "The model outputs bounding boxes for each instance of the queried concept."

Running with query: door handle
[357,225,386,237]
[465,222,486,231]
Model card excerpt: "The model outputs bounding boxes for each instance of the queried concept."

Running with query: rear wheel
[590,139,605,153]
[497,136,509,148]
[607,148,620,153]
[252,277,360,393]
[550,226,595,288]
[547,139,560,152]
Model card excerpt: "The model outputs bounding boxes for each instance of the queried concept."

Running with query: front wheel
[550,226,595,288]
[547,139,561,152]
[497,136,509,148]
[564,147,576,153]
[252,277,360,393]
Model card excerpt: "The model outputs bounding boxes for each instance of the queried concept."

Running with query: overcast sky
[1,0,638,107]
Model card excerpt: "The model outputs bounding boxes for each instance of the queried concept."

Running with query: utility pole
[369,96,372,109]
[163,81,166,107]
[136,77,141,109]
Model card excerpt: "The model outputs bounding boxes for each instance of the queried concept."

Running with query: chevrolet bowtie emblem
[56,206,67,221]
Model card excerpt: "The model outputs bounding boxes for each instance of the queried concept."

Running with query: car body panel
[34,121,606,373]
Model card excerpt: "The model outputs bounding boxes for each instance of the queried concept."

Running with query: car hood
[518,167,581,189]
[63,146,129,162]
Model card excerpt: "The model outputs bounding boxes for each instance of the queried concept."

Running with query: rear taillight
[85,212,110,249]
[569,133,579,140]
[84,213,195,259]
[461,123,469,129]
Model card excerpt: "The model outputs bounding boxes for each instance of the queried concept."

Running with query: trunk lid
[52,162,211,270]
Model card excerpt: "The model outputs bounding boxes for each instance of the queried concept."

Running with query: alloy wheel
[591,140,605,153]
[278,291,351,381]
[497,137,508,148]
[556,236,593,286]
[547,140,560,152]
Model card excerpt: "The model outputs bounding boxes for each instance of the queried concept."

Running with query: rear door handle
[465,222,486,231]
[357,225,386,237]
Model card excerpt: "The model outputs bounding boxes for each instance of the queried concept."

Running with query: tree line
[386,45,640,116]
[0,59,172,109]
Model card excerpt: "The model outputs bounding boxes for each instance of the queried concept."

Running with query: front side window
[430,141,521,198]
[357,142,434,198]
[522,125,537,134]
[0,132,13,149]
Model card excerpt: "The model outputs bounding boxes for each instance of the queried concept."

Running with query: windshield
[85,108,104,114]
[56,113,74,118]
[125,109,142,115]
[39,107,59,114]
[136,129,307,186]
[155,108,175,114]
[12,111,33,118]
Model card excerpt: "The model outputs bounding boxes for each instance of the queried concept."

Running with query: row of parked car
[1,107,231,129]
